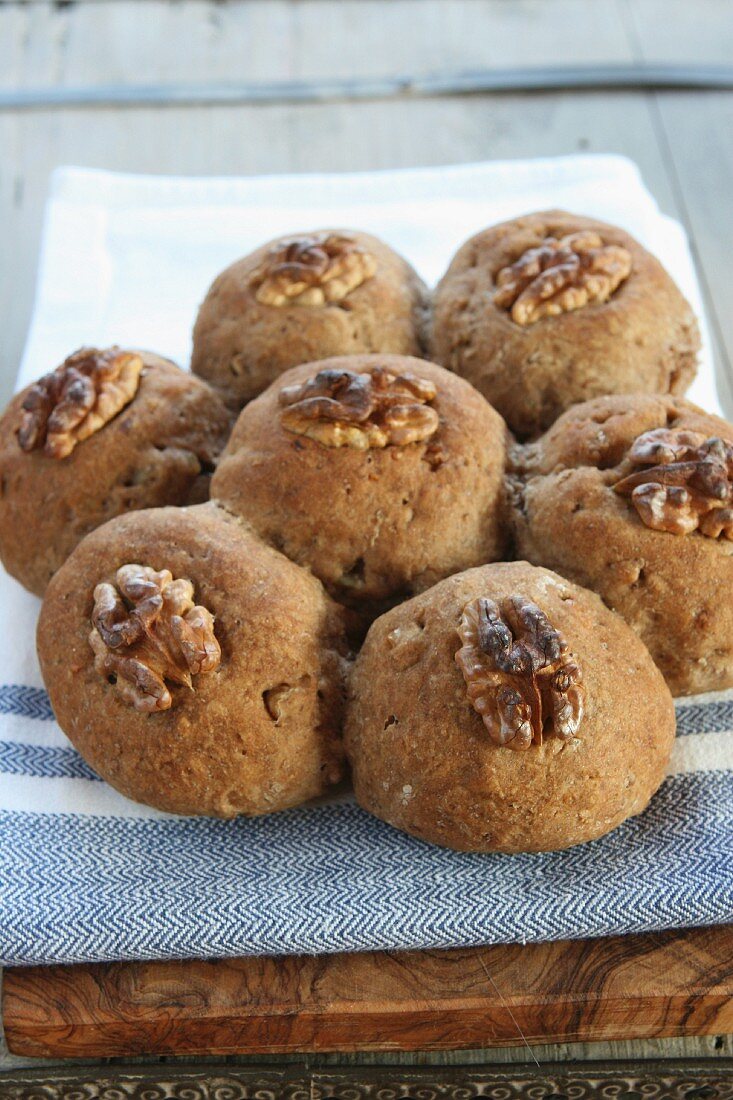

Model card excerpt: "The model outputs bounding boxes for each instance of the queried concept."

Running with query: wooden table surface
[1,0,733,1078]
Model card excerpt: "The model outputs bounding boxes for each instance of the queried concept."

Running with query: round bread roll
[191,229,429,407]
[211,354,510,612]
[37,503,349,817]
[430,210,700,439]
[509,394,733,696]
[0,347,232,596]
[345,561,675,853]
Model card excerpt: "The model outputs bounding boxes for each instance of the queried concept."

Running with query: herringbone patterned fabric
[1,663,732,966]
[0,683,732,966]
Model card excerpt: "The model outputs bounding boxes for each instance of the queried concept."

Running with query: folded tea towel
[1,156,731,966]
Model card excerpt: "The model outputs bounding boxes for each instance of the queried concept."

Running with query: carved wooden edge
[1,1061,733,1100]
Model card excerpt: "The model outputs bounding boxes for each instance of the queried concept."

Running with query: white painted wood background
[1,0,732,1072]
[1,0,732,406]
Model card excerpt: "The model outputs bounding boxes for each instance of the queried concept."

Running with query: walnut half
[17,347,143,460]
[89,564,221,713]
[250,233,377,307]
[614,428,733,539]
[278,366,439,449]
[455,596,584,750]
[493,231,632,326]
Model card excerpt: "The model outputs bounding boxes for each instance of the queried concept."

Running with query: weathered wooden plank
[1,1029,732,1075]
[3,0,727,87]
[621,0,733,64]
[650,94,733,409]
[621,0,733,413]
[0,1,633,89]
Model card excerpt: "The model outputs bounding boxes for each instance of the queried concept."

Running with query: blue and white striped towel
[2,157,731,967]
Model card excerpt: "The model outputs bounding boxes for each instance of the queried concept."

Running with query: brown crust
[191,230,430,407]
[430,210,700,439]
[211,354,511,611]
[509,393,733,695]
[0,353,232,596]
[37,503,349,817]
[344,561,675,853]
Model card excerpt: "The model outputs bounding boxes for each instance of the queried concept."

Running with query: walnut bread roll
[345,561,675,853]
[0,347,232,596]
[509,393,733,696]
[211,354,511,613]
[192,229,429,407]
[430,210,700,439]
[37,503,350,817]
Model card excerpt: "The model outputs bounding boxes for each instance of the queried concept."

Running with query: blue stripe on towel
[675,699,733,736]
[0,768,731,967]
[0,685,723,785]
[0,740,101,781]
[0,685,54,722]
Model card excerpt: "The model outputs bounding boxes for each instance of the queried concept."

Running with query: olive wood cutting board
[3,924,732,1059]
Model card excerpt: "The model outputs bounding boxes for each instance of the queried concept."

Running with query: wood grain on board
[3,924,733,1060]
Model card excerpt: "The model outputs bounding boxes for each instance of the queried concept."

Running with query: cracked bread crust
[430,210,700,439]
[0,353,232,596]
[509,394,733,695]
[211,354,511,612]
[37,503,349,817]
[191,230,430,408]
[344,561,674,853]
